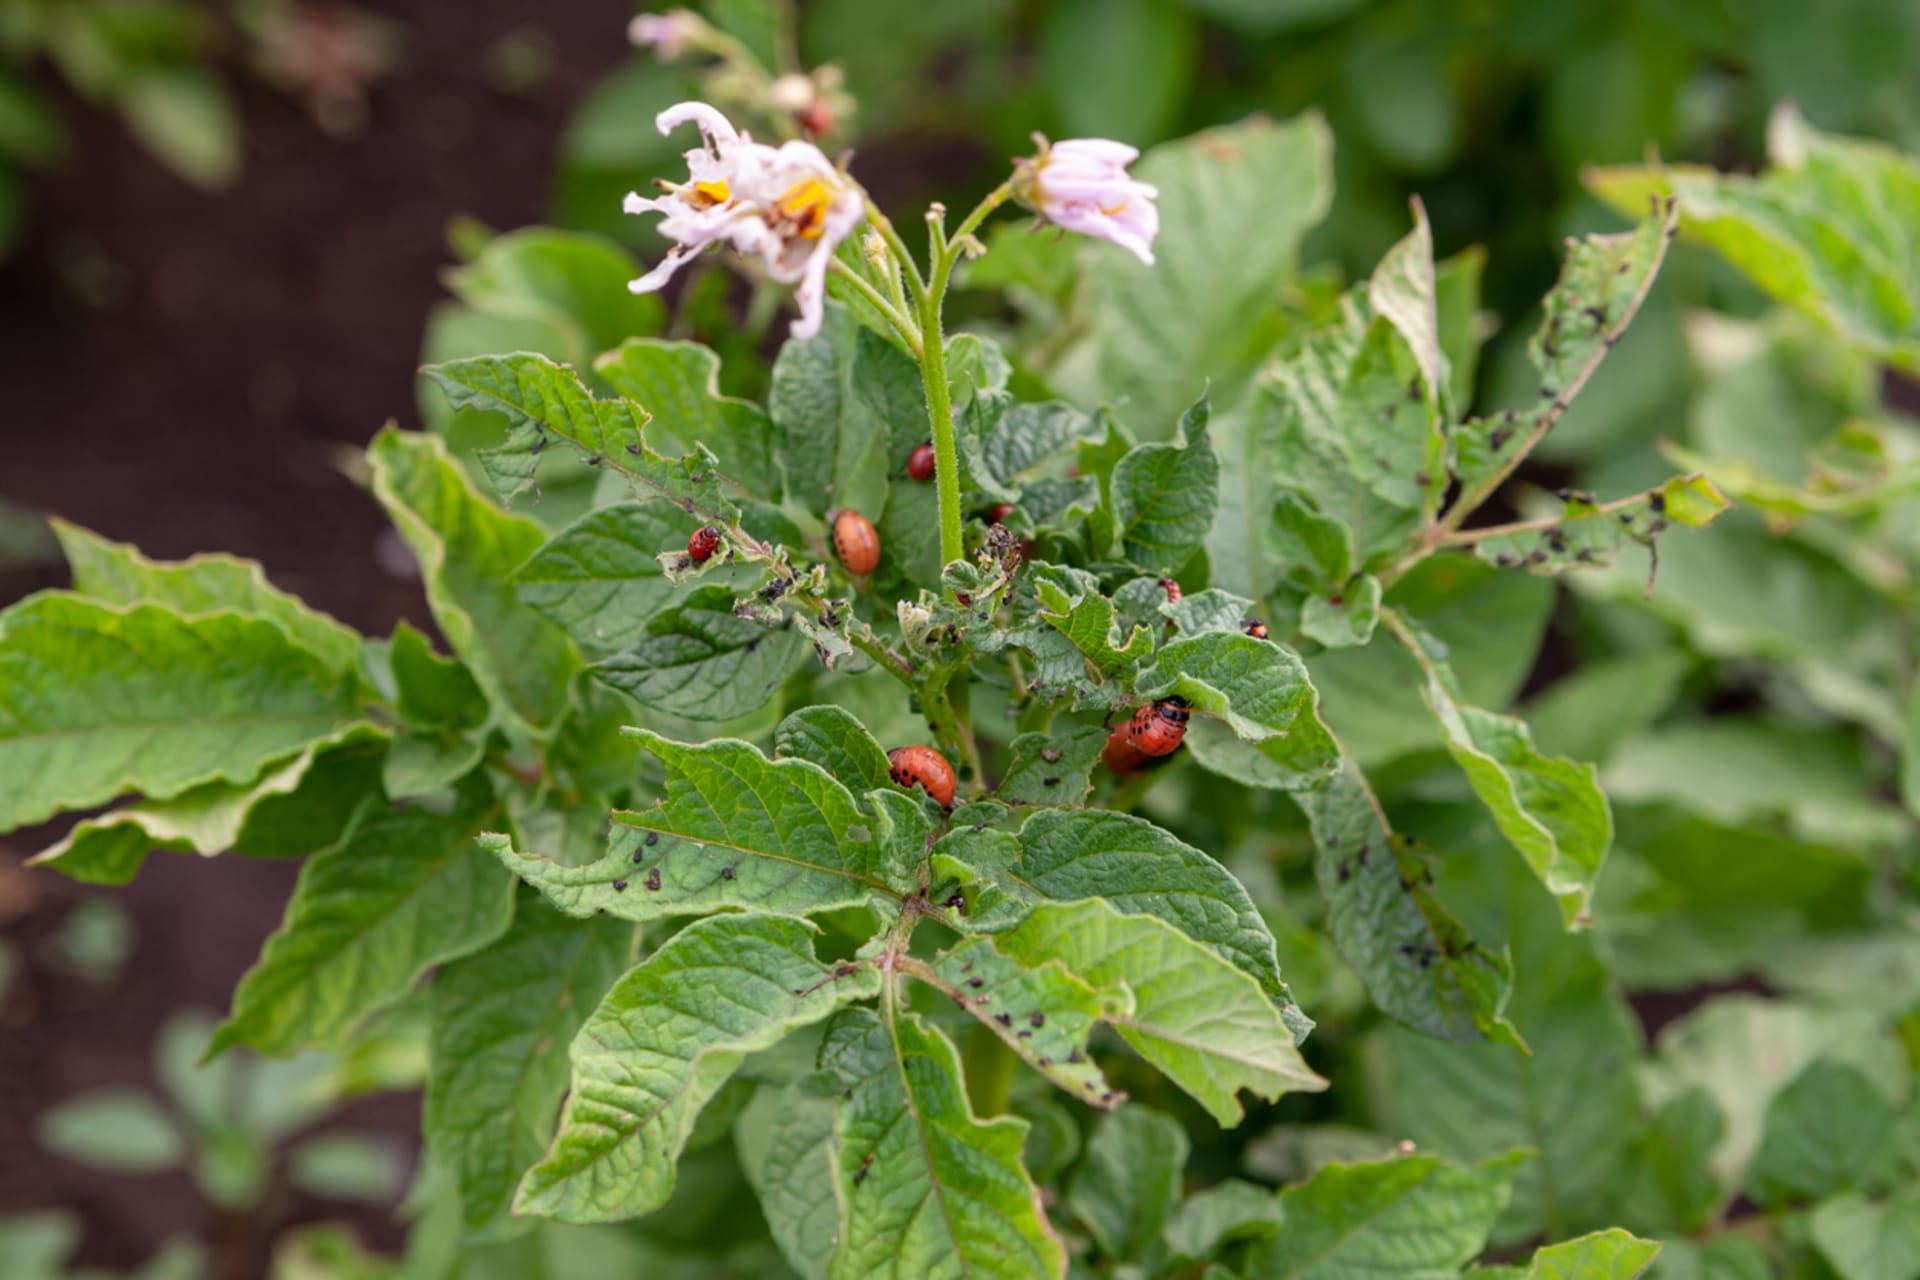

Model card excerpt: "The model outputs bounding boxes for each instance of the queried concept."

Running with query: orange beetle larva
[832,509,881,576]
[887,745,956,808]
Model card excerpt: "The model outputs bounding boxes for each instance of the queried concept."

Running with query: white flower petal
[656,101,739,146]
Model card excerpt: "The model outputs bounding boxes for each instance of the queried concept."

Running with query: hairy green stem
[918,313,965,566]
[828,259,921,354]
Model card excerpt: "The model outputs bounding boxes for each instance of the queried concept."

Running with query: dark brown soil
[0,2,628,1271]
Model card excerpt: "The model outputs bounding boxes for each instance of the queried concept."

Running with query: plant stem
[1435,476,1698,545]
[922,665,985,793]
[917,307,965,566]
[828,259,921,354]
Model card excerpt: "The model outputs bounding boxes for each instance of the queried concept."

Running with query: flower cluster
[625,102,1162,339]
[624,102,865,340]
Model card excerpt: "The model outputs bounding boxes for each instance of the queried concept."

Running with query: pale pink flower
[627,9,708,60]
[624,102,865,340]
[1016,137,1159,265]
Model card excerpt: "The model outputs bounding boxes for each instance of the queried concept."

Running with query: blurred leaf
[1068,1106,1190,1262]
[1747,1059,1904,1206]
[1523,651,1689,766]
[0,1210,80,1278]
[1477,1229,1662,1280]
[736,1073,841,1280]
[1809,1191,1920,1280]
[1041,0,1196,145]
[43,895,132,982]
[444,229,665,363]
[1612,1088,1727,1236]
[121,68,239,189]
[38,1088,183,1174]
[287,1133,408,1204]
[1162,1179,1285,1261]
[769,301,918,523]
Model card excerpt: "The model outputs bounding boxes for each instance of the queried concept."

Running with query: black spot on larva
[611,879,628,891]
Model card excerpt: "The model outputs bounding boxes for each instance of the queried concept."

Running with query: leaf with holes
[595,338,779,498]
[592,586,808,721]
[994,899,1327,1125]
[1469,475,1730,577]
[490,731,894,923]
[995,725,1108,807]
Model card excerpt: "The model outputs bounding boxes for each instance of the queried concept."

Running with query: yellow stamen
[691,178,732,208]
[775,176,834,239]
[1100,200,1129,216]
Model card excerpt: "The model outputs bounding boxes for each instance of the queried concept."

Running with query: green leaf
[1613,1088,1726,1236]
[1110,396,1219,573]
[964,399,1098,500]
[440,227,666,362]
[1301,574,1382,648]
[827,1010,1066,1279]
[492,730,895,923]
[1078,114,1333,434]
[121,68,240,189]
[1523,651,1690,766]
[1468,476,1731,577]
[1040,0,1195,144]
[425,894,631,1235]
[995,725,1108,807]
[0,1210,79,1278]
[1747,1059,1903,1206]
[367,429,581,736]
[512,502,703,657]
[1809,1192,1920,1280]
[592,586,807,721]
[420,353,732,519]
[1589,106,1920,373]
[1415,649,1613,927]
[741,1072,843,1280]
[1297,767,1518,1043]
[994,899,1326,1125]
[775,705,893,797]
[770,301,921,520]
[1030,564,1156,702]
[940,806,1309,1034]
[515,914,879,1223]
[1163,1180,1285,1261]
[286,1134,407,1205]
[1479,1229,1662,1280]
[1242,1152,1520,1280]
[53,519,363,673]
[37,1088,183,1173]
[386,623,487,729]
[912,935,1127,1104]
[1137,631,1340,790]
[595,339,778,500]
[1453,211,1674,495]
[0,594,363,835]
[1068,1106,1190,1262]
[211,786,514,1058]
[29,724,386,885]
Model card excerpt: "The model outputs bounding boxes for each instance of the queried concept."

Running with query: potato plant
[9,26,1920,1280]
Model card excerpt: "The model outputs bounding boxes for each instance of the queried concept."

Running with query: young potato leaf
[995,725,1108,807]
[490,731,896,923]
[594,338,779,499]
[1109,396,1219,573]
[995,899,1327,1125]
[1031,564,1157,699]
[591,586,808,721]
[965,399,1097,498]
[1137,631,1341,790]
[1067,1107,1190,1263]
[1452,210,1674,499]
[511,501,703,657]
[1301,574,1382,648]
[770,301,921,520]
[1417,660,1613,928]
[29,724,386,886]
[0,595,365,835]
[386,623,488,729]
[367,429,581,737]
[1298,767,1519,1044]
[1242,1152,1521,1280]
[1468,475,1730,576]
[515,914,879,1223]
[1589,105,1920,374]
[52,519,364,674]
[211,785,514,1058]
[1163,1180,1285,1262]
[425,893,631,1236]
[775,705,894,796]
[828,1010,1066,1280]
[421,352,733,519]
[1474,1229,1661,1280]
[909,935,1128,1104]
[938,806,1310,1037]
